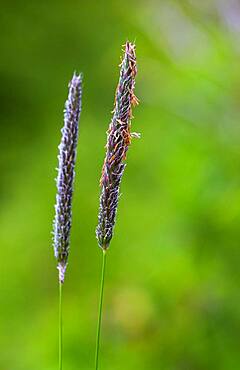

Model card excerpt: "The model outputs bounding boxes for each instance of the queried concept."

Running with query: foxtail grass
[53,73,82,370]
[95,41,139,370]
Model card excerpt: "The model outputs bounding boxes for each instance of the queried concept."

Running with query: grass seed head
[96,42,139,250]
[53,73,82,283]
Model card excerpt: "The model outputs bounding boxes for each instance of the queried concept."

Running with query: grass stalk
[59,282,63,370]
[95,249,107,370]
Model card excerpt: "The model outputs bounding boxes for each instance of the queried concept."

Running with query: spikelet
[53,73,82,283]
[96,42,139,250]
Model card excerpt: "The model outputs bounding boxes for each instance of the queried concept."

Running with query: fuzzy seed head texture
[53,73,82,283]
[96,42,139,250]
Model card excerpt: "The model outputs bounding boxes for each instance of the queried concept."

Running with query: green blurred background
[1,0,240,369]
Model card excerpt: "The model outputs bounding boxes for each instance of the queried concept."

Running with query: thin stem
[59,281,63,370]
[95,249,107,370]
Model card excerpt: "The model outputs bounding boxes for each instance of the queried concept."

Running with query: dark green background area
[1,1,240,369]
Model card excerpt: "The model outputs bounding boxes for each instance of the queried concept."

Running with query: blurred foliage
[1,0,240,369]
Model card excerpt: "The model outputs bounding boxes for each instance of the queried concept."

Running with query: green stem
[95,249,107,370]
[59,281,63,370]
